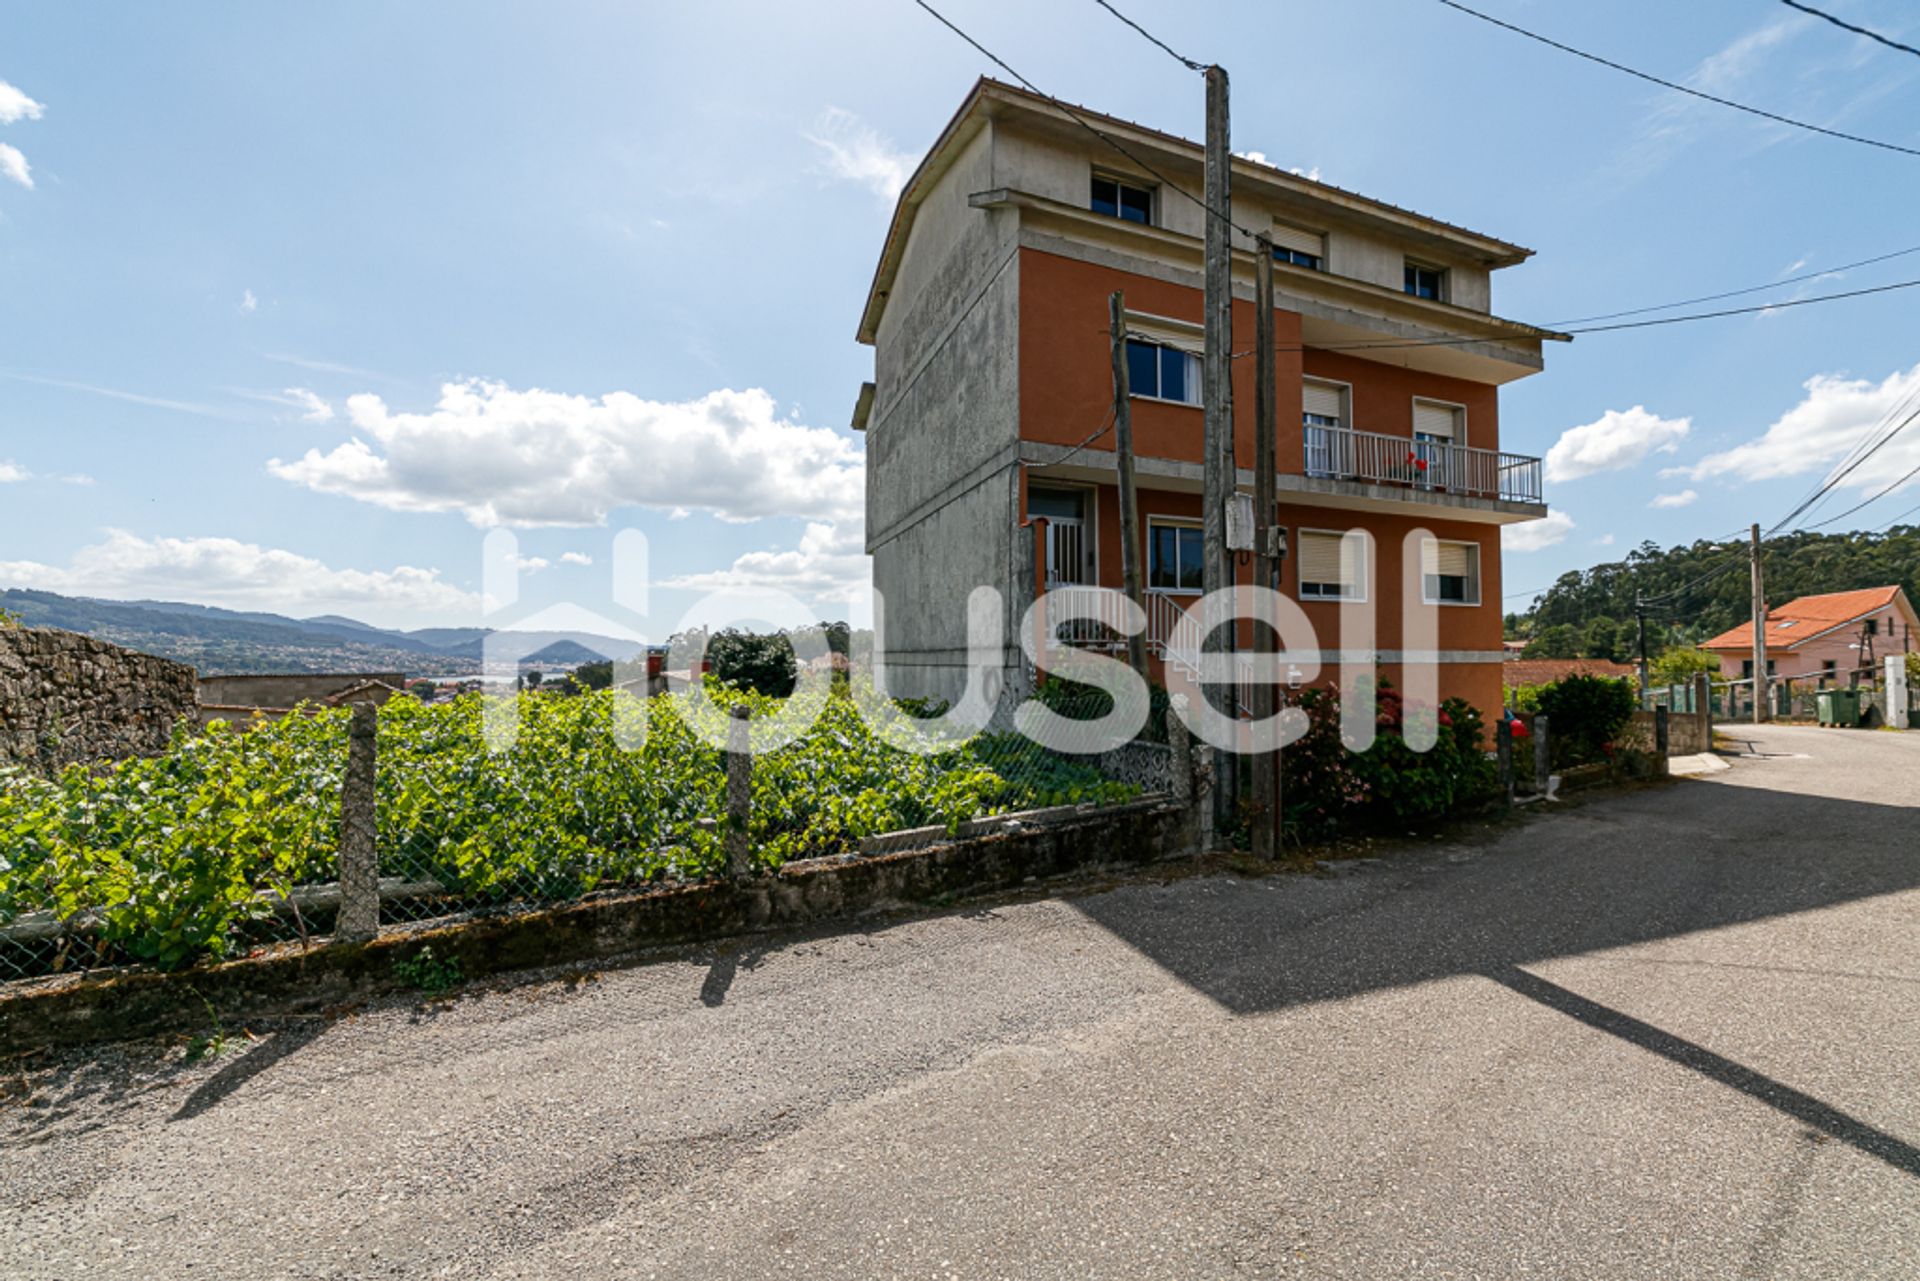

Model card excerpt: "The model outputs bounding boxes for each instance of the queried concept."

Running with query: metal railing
[1304,423,1544,504]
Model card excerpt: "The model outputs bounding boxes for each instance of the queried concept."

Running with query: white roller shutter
[1413,400,1460,440]
[1421,538,1476,577]
[1298,531,1345,585]
[1270,223,1323,259]
[1302,380,1346,422]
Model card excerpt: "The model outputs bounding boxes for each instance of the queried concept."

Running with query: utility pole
[1201,63,1235,826]
[1109,290,1148,684]
[1250,234,1278,859]
[1750,522,1769,723]
[1634,594,1649,708]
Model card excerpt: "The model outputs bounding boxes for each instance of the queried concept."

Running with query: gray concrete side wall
[0,627,198,773]
[868,122,1026,704]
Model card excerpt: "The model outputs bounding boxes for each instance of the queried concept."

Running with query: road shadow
[170,1019,327,1123]
[1072,760,1920,1177]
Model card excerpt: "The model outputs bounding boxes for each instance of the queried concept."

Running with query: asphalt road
[4,723,1917,1279]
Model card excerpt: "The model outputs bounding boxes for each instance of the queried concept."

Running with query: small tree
[1649,646,1719,687]
[709,628,798,697]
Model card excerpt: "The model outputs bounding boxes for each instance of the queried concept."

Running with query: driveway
[4,724,1917,1278]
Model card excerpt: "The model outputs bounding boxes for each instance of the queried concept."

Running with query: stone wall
[0,627,198,774]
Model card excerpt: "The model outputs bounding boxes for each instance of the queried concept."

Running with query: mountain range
[0,589,652,677]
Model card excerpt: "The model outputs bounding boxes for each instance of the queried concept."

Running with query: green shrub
[1280,683,1496,838]
[1534,674,1636,768]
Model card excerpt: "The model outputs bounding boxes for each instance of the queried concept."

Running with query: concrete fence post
[1167,694,1193,807]
[1888,654,1911,731]
[335,701,380,943]
[1695,672,1713,747]
[1654,704,1670,776]
[725,705,754,879]
[1533,713,1552,799]
[1495,717,1514,804]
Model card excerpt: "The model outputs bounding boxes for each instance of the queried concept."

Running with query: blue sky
[1,0,1917,635]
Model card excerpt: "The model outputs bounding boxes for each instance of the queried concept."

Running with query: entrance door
[1029,488,1092,586]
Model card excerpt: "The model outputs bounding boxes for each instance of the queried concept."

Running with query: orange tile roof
[1502,658,1637,686]
[1700,586,1905,651]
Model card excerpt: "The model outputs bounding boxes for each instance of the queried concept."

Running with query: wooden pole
[1250,235,1277,859]
[1109,290,1149,685]
[1750,522,1769,724]
[335,701,380,943]
[1201,63,1235,825]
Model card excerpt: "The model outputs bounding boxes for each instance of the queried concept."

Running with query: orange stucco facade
[1017,247,1510,720]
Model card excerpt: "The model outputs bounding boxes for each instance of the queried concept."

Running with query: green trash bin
[1817,689,1861,727]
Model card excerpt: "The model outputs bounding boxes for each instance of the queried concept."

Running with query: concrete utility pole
[1250,234,1279,859]
[1109,290,1149,684]
[1634,594,1649,708]
[1201,63,1235,822]
[1750,522,1770,724]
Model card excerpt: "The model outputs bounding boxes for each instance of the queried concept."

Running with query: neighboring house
[198,671,407,728]
[1700,586,1919,682]
[857,78,1562,721]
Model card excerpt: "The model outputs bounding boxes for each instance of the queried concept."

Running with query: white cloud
[239,289,258,314]
[560,551,593,566]
[1503,510,1575,553]
[510,554,550,574]
[1544,406,1691,482]
[0,531,480,623]
[1690,362,1920,493]
[0,80,44,125]
[1593,534,1617,547]
[662,518,871,600]
[59,473,94,486]
[1649,489,1699,509]
[804,107,915,203]
[0,142,32,190]
[0,460,27,482]
[285,387,332,422]
[269,380,863,528]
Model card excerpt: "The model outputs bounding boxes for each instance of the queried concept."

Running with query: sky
[1,0,1918,637]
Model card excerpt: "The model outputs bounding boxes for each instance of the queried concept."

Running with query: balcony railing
[1303,424,1544,505]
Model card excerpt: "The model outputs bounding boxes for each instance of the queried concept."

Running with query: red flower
[1439,711,1453,727]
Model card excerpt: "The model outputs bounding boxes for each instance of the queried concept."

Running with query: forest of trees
[1506,525,1920,661]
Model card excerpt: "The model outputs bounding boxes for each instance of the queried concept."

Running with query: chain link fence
[0,678,1166,986]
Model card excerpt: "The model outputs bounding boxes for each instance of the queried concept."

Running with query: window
[1420,538,1481,606]
[1404,261,1446,301]
[1270,224,1324,272]
[1091,173,1153,225]
[1822,660,1838,679]
[1302,380,1346,428]
[1126,338,1201,405]
[1297,530,1364,601]
[1741,659,1778,678]
[1865,618,1880,636]
[1148,520,1204,592]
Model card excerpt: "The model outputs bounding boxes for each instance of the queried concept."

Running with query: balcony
[1303,424,1544,505]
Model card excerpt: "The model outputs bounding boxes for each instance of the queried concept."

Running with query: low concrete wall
[0,798,1186,1051]
[1619,705,1709,756]
[0,627,198,774]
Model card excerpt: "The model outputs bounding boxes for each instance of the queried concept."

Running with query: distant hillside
[0,589,653,677]
[1514,526,1920,651]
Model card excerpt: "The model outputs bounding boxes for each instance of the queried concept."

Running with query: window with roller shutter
[1297,529,1365,601]
[1421,538,1481,605]
[1270,223,1324,271]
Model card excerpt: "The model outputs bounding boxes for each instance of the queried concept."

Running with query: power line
[1797,411,1920,532]
[1549,243,1920,327]
[1770,400,1920,534]
[1777,385,1920,530]
[909,0,1254,237]
[1780,0,1920,61]
[1091,0,1206,71]
[1437,0,1920,159]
